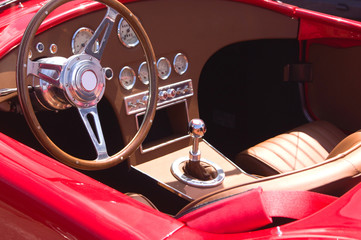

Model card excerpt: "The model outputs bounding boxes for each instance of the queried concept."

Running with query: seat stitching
[287,132,326,164]
[267,136,308,169]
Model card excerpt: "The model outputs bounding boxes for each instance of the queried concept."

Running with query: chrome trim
[104,67,113,80]
[171,157,225,188]
[36,42,44,53]
[49,44,58,54]
[124,79,193,115]
[173,53,189,75]
[157,57,172,80]
[119,66,136,90]
[0,88,18,96]
[0,0,17,8]
[138,61,149,85]
[71,27,100,55]
[117,18,139,48]
[78,106,109,160]
[85,7,118,60]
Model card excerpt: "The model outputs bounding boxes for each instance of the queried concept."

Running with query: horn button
[62,54,105,108]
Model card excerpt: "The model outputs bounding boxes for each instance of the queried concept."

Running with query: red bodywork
[1,0,361,239]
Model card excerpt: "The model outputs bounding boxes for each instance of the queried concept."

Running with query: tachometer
[71,27,99,54]
[117,18,139,48]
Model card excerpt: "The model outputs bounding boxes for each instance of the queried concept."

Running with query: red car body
[2,0,361,239]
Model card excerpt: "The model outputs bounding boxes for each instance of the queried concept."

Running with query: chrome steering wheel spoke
[78,106,109,160]
[85,7,118,60]
[27,58,63,87]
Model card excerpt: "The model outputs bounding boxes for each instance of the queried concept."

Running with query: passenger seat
[234,121,347,176]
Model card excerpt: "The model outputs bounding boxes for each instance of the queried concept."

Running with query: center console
[126,79,256,200]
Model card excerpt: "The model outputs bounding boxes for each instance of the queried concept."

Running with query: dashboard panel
[0,0,298,165]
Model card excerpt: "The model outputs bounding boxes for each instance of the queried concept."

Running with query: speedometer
[117,18,139,48]
[71,27,99,54]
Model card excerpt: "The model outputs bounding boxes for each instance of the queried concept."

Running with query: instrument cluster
[32,17,192,115]
[68,18,189,91]
[119,53,189,90]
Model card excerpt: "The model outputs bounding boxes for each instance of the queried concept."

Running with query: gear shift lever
[183,119,217,181]
[189,119,206,162]
[171,118,225,187]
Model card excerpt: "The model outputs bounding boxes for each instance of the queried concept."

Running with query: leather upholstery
[235,121,347,176]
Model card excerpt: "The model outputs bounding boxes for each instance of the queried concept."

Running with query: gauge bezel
[117,18,139,48]
[157,57,172,80]
[71,27,100,55]
[119,66,136,90]
[173,53,189,75]
[138,61,149,85]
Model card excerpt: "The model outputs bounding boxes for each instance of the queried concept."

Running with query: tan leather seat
[180,127,361,212]
[235,121,347,176]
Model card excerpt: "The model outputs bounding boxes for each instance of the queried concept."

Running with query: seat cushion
[235,121,347,176]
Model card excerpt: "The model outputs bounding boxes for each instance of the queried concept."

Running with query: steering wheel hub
[62,54,105,108]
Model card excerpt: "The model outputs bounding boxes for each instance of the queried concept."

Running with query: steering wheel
[16,0,158,170]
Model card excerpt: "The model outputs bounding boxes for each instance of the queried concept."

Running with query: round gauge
[71,27,100,54]
[119,66,136,90]
[138,62,149,85]
[157,57,171,80]
[117,18,139,48]
[173,53,189,75]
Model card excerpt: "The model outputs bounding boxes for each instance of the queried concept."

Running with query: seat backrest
[235,121,347,176]
[327,130,361,160]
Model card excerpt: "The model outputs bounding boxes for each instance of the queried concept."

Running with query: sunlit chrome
[78,106,109,160]
[117,17,139,48]
[36,42,44,53]
[170,119,225,187]
[50,44,58,54]
[173,53,189,75]
[171,157,225,188]
[157,57,171,80]
[71,27,99,55]
[119,66,136,90]
[124,79,193,115]
[84,7,118,60]
[138,61,149,85]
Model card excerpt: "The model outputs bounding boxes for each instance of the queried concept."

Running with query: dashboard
[0,0,298,167]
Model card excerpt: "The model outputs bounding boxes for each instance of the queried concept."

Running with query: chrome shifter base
[171,157,225,188]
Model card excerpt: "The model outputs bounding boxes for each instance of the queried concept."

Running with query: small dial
[138,62,149,85]
[157,57,171,80]
[71,27,99,54]
[119,66,136,90]
[118,18,139,48]
[173,53,189,75]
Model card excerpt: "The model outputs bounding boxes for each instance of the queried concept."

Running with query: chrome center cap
[81,70,97,92]
[62,54,106,108]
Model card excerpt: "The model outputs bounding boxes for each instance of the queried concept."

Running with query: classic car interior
[1,0,361,221]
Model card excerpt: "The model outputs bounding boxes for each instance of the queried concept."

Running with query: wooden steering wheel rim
[16,0,158,170]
